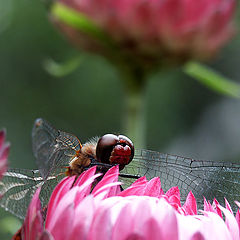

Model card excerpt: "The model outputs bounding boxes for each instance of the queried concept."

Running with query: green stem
[120,67,147,149]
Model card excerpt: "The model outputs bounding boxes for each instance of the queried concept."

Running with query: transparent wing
[120,149,240,211]
[32,118,82,179]
[0,168,63,219]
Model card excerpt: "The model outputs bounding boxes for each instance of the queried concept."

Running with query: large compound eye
[96,134,119,164]
[96,134,134,169]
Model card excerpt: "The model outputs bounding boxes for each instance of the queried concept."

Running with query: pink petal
[69,196,95,240]
[190,232,205,240]
[124,197,178,239]
[168,195,182,211]
[46,185,93,239]
[200,212,233,239]
[45,176,76,227]
[142,218,164,239]
[235,201,240,209]
[74,166,97,186]
[112,202,136,240]
[225,198,233,214]
[47,203,74,240]
[130,176,148,187]
[182,191,197,215]
[102,165,119,180]
[22,188,44,240]
[39,231,55,240]
[218,205,239,240]
[142,177,163,198]
[0,143,9,178]
[165,186,180,200]
[29,212,45,240]
[177,214,202,239]
[165,187,181,209]
[213,199,223,218]
[118,177,149,197]
[92,166,121,197]
[235,210,240,238]
[73,172,103,205]
[0,130,9,179]
[88,203,114,240]
[157,204,179,240]
[118,184,145,197]
[92,182,122,199]
[131,199,155,233]
[203,198,212,212]
[0,130,6,149]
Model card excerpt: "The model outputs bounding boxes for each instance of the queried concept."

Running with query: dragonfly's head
[96,134,134,170]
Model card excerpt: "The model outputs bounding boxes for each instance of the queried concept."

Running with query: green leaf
[50,2,116,50]
[43,57,81,77]
[183,62,240,98]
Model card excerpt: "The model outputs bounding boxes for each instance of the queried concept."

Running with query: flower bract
[14,166,240,240]
[52,0,236,69]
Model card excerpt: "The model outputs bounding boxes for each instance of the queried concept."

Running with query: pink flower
[15,166,240,240]
[12,188,53,240]
[0,129,9,180]
[52,0,236,64]
[21,188,44,240]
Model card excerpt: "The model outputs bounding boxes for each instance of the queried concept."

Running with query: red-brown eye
[96,134,134,170]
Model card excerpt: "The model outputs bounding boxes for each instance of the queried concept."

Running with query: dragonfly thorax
[66,141,97,176]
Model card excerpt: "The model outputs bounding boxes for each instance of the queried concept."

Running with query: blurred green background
[0,0,240,238]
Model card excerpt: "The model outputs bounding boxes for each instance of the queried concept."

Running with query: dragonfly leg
[119,173,141,179]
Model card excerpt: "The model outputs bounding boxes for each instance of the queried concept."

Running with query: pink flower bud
[52,0,236,66]
[0,130,9,180]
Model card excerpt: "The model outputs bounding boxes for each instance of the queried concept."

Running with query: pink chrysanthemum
[0,130,9,180]
[15,166,240,240]
[53,0,236,64]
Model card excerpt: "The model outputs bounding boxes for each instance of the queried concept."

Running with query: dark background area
[0,0,240,238]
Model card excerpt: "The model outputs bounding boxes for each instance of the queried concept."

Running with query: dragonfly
[1,118,240,220]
